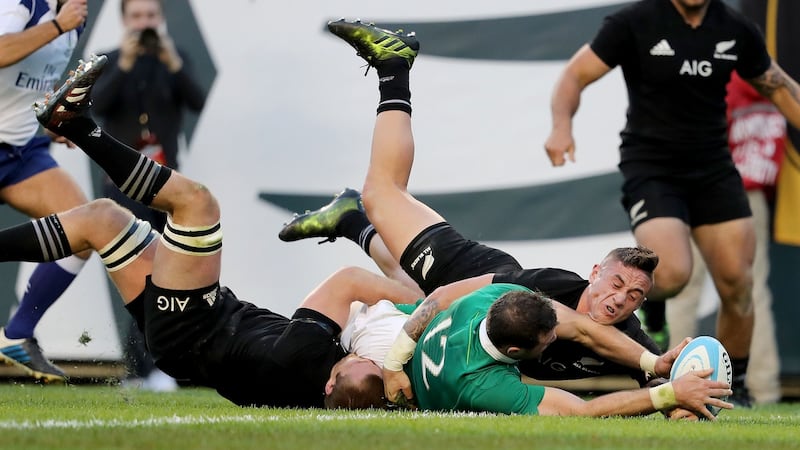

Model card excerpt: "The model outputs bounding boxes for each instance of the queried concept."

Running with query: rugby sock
[57,116,172,206]
[5,257,84,339]
[0,215,73,263]
[376,60,411,115]
[641,300,666,332]
[731,357,749,389]
[0,215,80,338]
[335,211,377,256]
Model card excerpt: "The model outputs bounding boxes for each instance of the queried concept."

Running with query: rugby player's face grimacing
[581,259,652,325]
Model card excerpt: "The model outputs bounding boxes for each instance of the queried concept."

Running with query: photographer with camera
[91,0,205,391]
[93,0,204,173]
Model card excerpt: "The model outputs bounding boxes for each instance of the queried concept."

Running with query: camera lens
[139,28,159,52]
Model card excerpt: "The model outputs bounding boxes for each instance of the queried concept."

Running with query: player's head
[121,0,165,32]
[324,354,386,409]
[582,246,657,325]
[485,290,558,360]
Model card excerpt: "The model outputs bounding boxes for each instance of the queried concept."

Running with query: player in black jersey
[544,0,800,406]
[0,54,421,408]
[280,20,670,392]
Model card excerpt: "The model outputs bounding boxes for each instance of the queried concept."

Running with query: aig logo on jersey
[157,295,190,312]
[680,60,712,77]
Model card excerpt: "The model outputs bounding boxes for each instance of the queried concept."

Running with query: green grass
[0,383,798,450]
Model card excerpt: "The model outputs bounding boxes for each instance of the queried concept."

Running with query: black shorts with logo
[620,158,751,230]
[125,277,345,407]
[399,222,522,295]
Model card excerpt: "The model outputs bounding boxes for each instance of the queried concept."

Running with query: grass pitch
[0,383,797,450]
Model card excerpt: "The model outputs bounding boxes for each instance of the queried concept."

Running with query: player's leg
[623,178,694,345]
[692,218,755,406]
[327,20,444,262]
[0,198,156,302]
[665,240,704,348]
[685,166,755,407]
[0,199,157,381]
[35,57,225,380]
[35,55,221,291]
[0,141,92,381]
[632,220,692,296]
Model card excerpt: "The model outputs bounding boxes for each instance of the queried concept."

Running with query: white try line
[0,415,265,430]
[0,410,491,430]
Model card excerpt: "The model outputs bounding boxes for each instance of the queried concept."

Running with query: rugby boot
[279,188,363,243]
[0,328,67,383]
[327,19,419,70]
[34,53,108,132]
[730,375,753,408]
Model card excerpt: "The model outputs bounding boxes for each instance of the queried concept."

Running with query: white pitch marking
[0,410,489,430]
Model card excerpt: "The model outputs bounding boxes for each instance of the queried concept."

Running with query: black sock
[58,117,172,205]
[731,357,749,388]
[642,300,666,332]
[0,215,72,262]
[376,60,411,115]
[335,210,376,256]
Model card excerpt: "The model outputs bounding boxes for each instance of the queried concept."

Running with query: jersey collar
[479,319,517,364]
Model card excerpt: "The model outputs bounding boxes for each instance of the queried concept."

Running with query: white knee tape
[160,216,222,255]
[99,218,156,272]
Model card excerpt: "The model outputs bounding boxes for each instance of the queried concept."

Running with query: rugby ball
[670,336,732,416]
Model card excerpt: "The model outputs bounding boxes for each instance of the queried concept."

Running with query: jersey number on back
[421,317,452,390]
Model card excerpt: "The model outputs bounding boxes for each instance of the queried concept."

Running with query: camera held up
[138,28,160,53]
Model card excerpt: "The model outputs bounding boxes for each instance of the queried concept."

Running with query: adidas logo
[649,39,675,56]
[90,127,102,137]
[66,86,89,103]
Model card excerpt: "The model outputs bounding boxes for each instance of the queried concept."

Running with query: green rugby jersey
[408,283,546,415]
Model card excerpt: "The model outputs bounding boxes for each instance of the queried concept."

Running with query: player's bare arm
[545,45,612,166]
[553,303,687,377]
[403,274,493,340]
[748,61,800,130]
[0,0,87,67]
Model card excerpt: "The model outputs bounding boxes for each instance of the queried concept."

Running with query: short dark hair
[324,372,386,410]
[605,246,659,276]
[121,0,164,15]
[485,290,557,350]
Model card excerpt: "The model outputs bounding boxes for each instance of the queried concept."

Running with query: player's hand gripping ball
[670,335,732,416]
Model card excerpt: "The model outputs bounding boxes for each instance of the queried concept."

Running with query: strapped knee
[160,216,222,255]
[99,218,156,272]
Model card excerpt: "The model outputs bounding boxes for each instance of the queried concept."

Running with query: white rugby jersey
[0,0,81,145]
[340,300,409,366]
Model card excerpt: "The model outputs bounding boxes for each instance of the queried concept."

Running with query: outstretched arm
[748,60,800,130]
[538,368,733,420]
[553,303,688,378]
[544,44,611,166]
